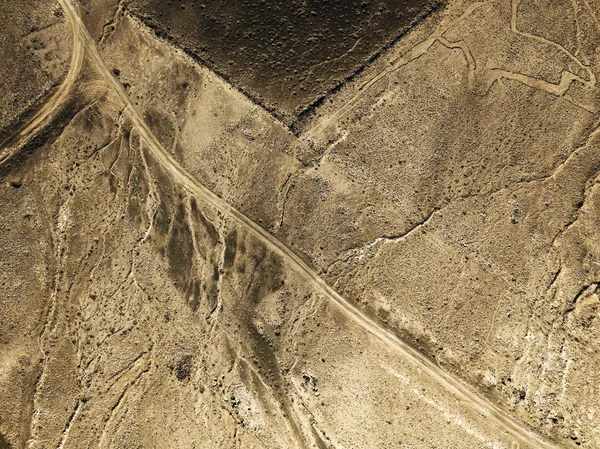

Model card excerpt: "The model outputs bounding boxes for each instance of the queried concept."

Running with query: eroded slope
[96,1,600,446]
[0,27,546,448]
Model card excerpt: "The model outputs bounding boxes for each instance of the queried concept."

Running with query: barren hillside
[1,0,599,448]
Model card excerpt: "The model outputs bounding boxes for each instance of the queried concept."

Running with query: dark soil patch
[127,0,440,118]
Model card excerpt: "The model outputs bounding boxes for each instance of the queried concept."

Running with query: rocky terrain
[1,0,599,448]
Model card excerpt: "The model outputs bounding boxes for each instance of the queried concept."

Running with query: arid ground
[1,0,599,448]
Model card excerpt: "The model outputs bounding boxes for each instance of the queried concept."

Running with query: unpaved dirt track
[59,1,561,447]
[0,12,84,167]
